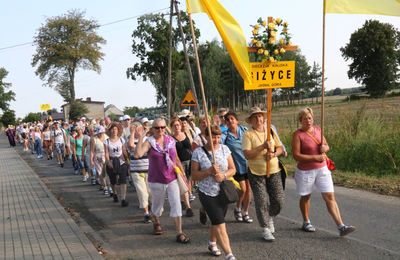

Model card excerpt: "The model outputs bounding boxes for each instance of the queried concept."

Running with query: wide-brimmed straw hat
[107,122,123,136]
[245,106,268,123]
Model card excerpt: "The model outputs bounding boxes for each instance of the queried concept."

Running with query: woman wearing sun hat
[242,106,285,242]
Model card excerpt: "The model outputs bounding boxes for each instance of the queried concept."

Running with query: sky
[0,0,399,118]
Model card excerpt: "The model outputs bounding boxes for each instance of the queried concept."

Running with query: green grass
[237,96,400,196]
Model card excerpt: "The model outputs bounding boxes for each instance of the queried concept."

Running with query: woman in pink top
[135,118,190,244]
[292,107,355,236]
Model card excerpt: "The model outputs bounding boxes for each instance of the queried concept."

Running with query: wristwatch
[224,173,227,180]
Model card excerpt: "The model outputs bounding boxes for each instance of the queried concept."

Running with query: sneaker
[113,194,118,202]
[262,228,275,242]
[91,178,96,185]
[267,218,275,233]
[74,170,79,175]
[103,189,109,195]
[339,225,356,236]
[199,209,207,225]
[144,214,152,223]
[243,214,253,223]
[186,208,194,217]
[189,194,196,201]
[121,199,129,207]
[234,208,243,222]
[302,222,316,232]
[83,176,88,182]
[60,163,64,168]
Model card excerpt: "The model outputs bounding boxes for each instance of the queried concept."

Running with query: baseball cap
[123,115,131,120]
[141,117,149,124]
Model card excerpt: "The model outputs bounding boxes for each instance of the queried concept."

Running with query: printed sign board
[244,61,295,90]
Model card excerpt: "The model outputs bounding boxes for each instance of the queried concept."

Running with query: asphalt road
[16,145,400,260]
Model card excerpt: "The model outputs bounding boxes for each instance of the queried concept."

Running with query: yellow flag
[186,0,205,13]
[187,0,252,84]
[325,0,400,17]
[40,104,51,111]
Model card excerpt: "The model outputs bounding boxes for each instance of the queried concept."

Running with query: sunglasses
[153,126,166,130]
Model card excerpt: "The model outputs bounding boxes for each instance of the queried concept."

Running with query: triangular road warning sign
[180,90,197,107]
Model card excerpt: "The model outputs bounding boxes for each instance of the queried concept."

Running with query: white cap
[119,116,123,121]
[95,126,105,135]
[80,117,86,120]
[141,117,149,124]
[178,109,192,117]
[123,115,131,120]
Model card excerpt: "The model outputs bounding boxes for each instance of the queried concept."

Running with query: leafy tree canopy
[0,68,16,113]
[123,106,142,117]
[341,20,400,97]
[32,9,106,102]
[1,110,16,127]
[69,101,88,120]
[22,112,42,123]
[126,12,200,108]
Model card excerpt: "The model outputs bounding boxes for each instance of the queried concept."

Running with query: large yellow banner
[244,61,295,90]
[186,0,252,84]
[40,104,51,111]
[325,0,400,17]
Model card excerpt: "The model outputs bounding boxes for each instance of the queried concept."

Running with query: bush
[327,106,400,176]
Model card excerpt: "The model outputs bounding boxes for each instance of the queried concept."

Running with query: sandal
[153,222,163,235]
[176,233,190,244]
[208,243,221,256]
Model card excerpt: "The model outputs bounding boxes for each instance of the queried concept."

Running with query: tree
[308,62,323,103]
[69,101,88,120]
[123,106,142,117]
[126,12,200,112]
[280,50,314,105]
[32,9,106,102]
[333,87,342,95]
[341,20,400,97]
[22,112,42,123]
[1,110,16,126]
[0,68,16,112]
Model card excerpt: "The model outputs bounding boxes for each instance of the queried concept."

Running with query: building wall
[85,103,105,120]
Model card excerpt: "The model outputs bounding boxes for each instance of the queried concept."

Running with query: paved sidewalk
[0,137,102,260]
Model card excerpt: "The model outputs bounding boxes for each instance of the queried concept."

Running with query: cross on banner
[247,16,298,176]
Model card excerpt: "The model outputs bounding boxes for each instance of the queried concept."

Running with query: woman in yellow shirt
[242,107,284,242]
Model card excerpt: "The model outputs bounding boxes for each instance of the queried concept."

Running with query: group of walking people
[5,106,355,260]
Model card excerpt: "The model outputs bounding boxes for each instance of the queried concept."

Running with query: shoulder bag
[201,147,238,204]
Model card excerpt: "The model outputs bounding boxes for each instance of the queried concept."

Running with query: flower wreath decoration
[250,17,292,62]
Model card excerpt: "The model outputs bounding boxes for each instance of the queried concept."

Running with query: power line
[0,7,170,52]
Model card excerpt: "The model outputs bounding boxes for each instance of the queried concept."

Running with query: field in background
[237,96,400,196]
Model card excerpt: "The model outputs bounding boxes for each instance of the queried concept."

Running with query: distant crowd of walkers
[4,107,355,260]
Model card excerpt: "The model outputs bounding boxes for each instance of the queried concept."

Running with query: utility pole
[167,0,174,121]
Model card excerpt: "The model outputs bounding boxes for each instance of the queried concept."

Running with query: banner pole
[266,88,272,177]
[321,0,326,142]
[188,13,216,162]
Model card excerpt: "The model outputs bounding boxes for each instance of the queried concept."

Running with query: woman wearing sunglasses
[135,118,190,244]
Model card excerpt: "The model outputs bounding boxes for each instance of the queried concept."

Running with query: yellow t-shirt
[242,129,282,176]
